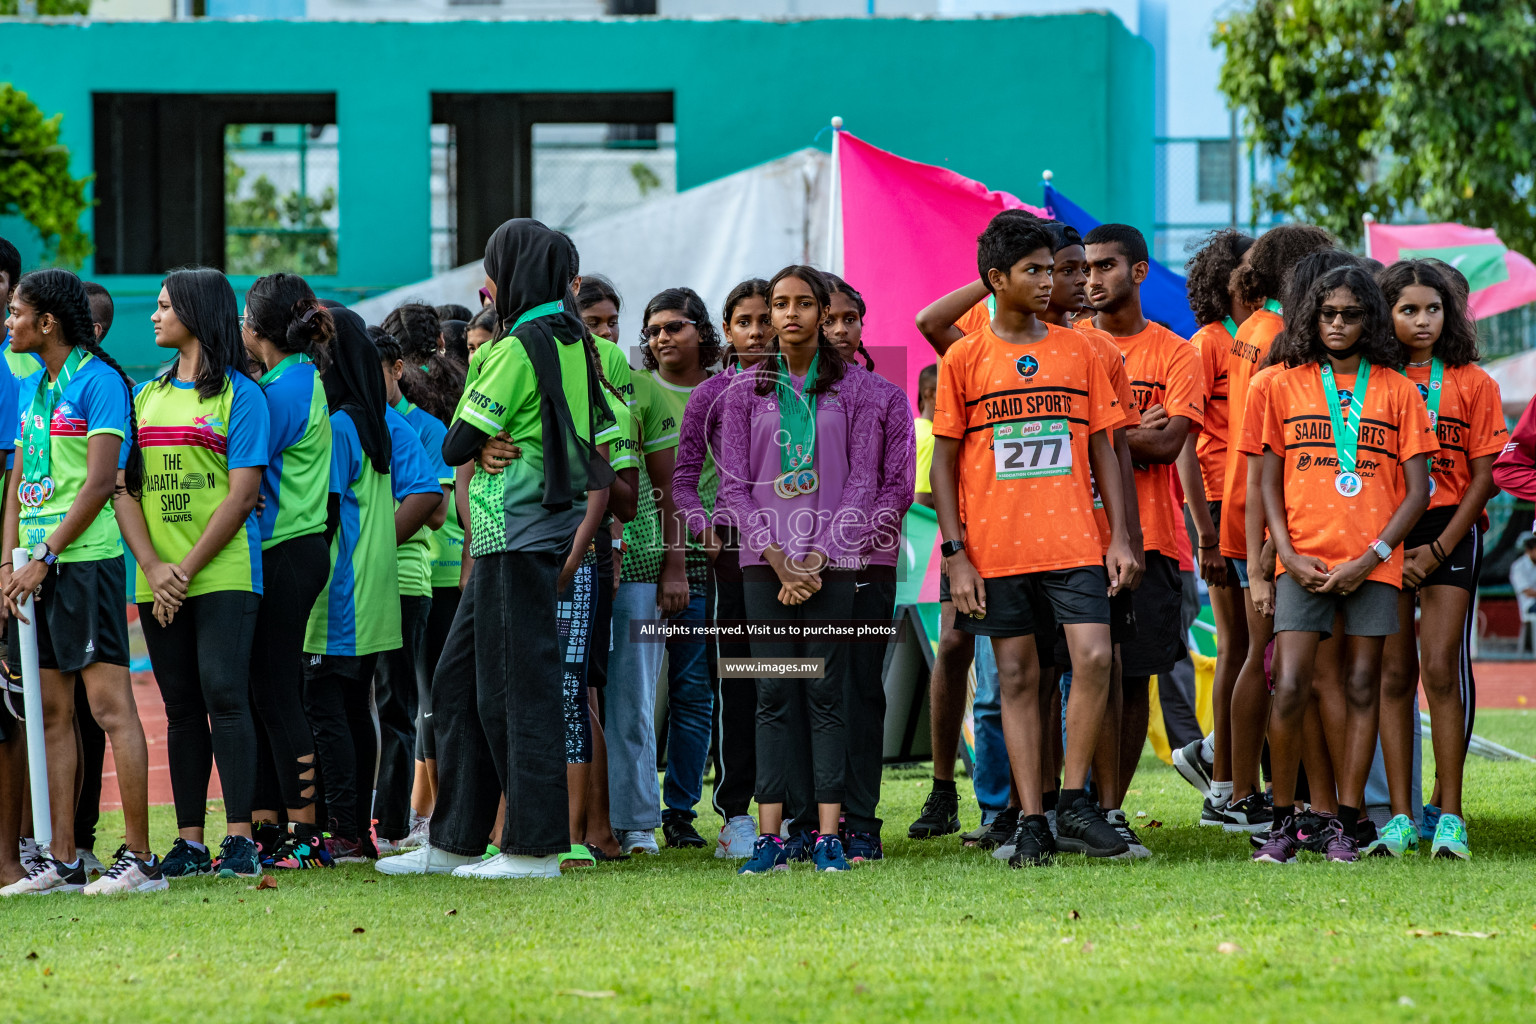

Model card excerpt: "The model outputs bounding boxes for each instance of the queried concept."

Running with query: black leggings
[304,653,381,842]
[140,591,261,830]
[75,676,106,849]
[249,533,329,815]
[374,594,429,841]
[416,585,461,762]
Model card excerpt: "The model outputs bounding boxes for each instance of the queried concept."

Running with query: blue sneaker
[214,835,262,879]
[783,830,816,864]
[160,838,214,879]
[813,834,850,872]
[843,831,883,863]
[737,835,788,875]
[1420,803,1442,842]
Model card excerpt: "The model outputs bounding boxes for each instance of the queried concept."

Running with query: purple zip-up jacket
[861,371,917,567]
[715,360,881,569]
[674,366,736,539]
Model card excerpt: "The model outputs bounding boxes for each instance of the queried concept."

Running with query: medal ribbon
[1422,357,1444,426]
[1320,359,1371,476]
[23,347,88,485]
[1222,316,1238,337]
[1263,298,1282,314]
[776,352,819,477]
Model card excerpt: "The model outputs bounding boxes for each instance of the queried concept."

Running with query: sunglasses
[641,319,696,342]
[1319,306,1367,325]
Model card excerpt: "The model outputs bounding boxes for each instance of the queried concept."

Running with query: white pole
[826,116,843,273]
[12,547,49,849]
[1363,212,1376,261]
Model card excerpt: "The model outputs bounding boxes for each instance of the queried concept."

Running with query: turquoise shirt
[256,354,332,549]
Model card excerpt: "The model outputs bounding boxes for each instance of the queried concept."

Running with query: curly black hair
[1377,259,1481,367]
[1266,249,1362,369]
[639,286,722,372]
[380,302,442,363]
[1232,224,1336,308]
[1184,228,1255,326]
[1287,265,1403,371]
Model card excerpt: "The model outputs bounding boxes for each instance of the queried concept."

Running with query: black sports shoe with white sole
[907,789,961,840]
[1054,796,1129,858]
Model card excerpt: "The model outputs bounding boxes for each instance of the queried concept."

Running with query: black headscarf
[323,306,392,474]
[483,218,615,511]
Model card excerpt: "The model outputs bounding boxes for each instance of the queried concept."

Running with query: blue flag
[1044,184,1197,339]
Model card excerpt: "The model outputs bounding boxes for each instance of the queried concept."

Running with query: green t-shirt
[393,399,452,598]
[596,336,635,406]
[14,354,129,563]
[623,370,708,588]
[256,355,332,550]
[455,333,596,557]
[430,490,464,589]
[600,392,639,473]
[131,372,270,599]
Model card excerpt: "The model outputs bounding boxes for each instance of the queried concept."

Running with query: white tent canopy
[350,148,832,363]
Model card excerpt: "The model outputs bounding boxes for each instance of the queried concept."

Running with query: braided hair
[381,303,443,364]
[14,268,143,498]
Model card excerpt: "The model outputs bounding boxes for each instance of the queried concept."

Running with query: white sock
[1200,733,1215,762]
[1210,780,1234,807]
[185,840,208,853]
[1104,807,1124,823]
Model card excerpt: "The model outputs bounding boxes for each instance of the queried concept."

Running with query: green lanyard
[509,300,564,334]
[258,351,310,388]
[1222,316,1238,337]
[1320,359,1371,481]
[1420,357,1445,428]
[1263,299,1282,314]
[22,347,88,487]
[776,352,819,475]
[986,294,996,318]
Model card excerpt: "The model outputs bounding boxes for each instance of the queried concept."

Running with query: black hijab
[323,306,392,474]
[483,218,615,511]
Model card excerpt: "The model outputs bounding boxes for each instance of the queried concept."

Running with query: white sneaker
[617,829,659,855]
[454,852,560,879]
[1105,809,1152,860]
[19,837,48,873]
[77,848,106,880]
[398,816,431,851]
[374,845,478,876]
[83,850,168,895]
[1,857,87,896]
[715,816,757,859]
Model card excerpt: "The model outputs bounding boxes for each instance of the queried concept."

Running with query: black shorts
[1403,506,1481,593]
[1119,551,1186,678]
[1206,500,1222,534]
[7,557,130,675]
[1052,587,1134,667]
[955,566,1110,640]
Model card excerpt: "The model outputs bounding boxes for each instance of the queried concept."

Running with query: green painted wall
[0,15,1153,372]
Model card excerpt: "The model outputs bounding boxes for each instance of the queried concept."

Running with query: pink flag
[1366,221,1536,320]
[838,132,1047,409]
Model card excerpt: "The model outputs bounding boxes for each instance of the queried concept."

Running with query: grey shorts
[1272,574,1399,638]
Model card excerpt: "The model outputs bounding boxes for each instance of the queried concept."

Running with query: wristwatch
[1367,538,1392,561]
[31,542,57,567]
[940,539,966,559]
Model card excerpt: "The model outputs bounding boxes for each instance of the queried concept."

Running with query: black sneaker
[783,830,817,864]
[843,831,883,864]
[662,812,707,850]
[968,808,1018,851]
[1171,738,1215,798]
[1294,810,1331,853]
[1006,815,1056,868]
[1054,795,1129,858]
[907,789,960,839]
[160,838,214,879]
[1222,792,1273,833]
[253,821,285,866]
[214,835,262,879]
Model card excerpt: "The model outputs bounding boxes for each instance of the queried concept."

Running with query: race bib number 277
[993,419,1072,480]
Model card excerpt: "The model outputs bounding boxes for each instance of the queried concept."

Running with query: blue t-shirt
[0,355,20,473]
[0,336,45,381]
[385,405,445,505]
[256,357,332,547]
[393,401,451,598]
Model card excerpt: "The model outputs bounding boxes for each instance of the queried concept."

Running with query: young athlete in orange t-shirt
[1170,229,1255,815]
[1080,223,1207,831]
[1373,260,1506,860]
[1256,265,1435,865]
[932,216,1136,865]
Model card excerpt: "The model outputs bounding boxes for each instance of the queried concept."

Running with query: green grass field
[5,711,1536,1023]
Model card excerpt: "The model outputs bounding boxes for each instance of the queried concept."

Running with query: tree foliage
[0,83,93,268]
[1216,1,1536,253]
[0,1,90,12]
[224,154,338,277]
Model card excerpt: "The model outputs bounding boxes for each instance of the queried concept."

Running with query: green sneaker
[1365,814,1418,858]
[1431,813,1470,860]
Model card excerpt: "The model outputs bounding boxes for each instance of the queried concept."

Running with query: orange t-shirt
[1234,362,1284,560]
[1261,362,1438,588]
[1191,321,1234,502]
[1220,307,1284,557]
[1079,325,1142,554]
[1082,320,1206,560]
[955,299,991,338]
[1403,362,1508,510]
[933,323,1122,578]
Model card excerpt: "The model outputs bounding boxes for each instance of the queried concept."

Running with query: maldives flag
[837,132,1048,410]
[1366,221,1536,319]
